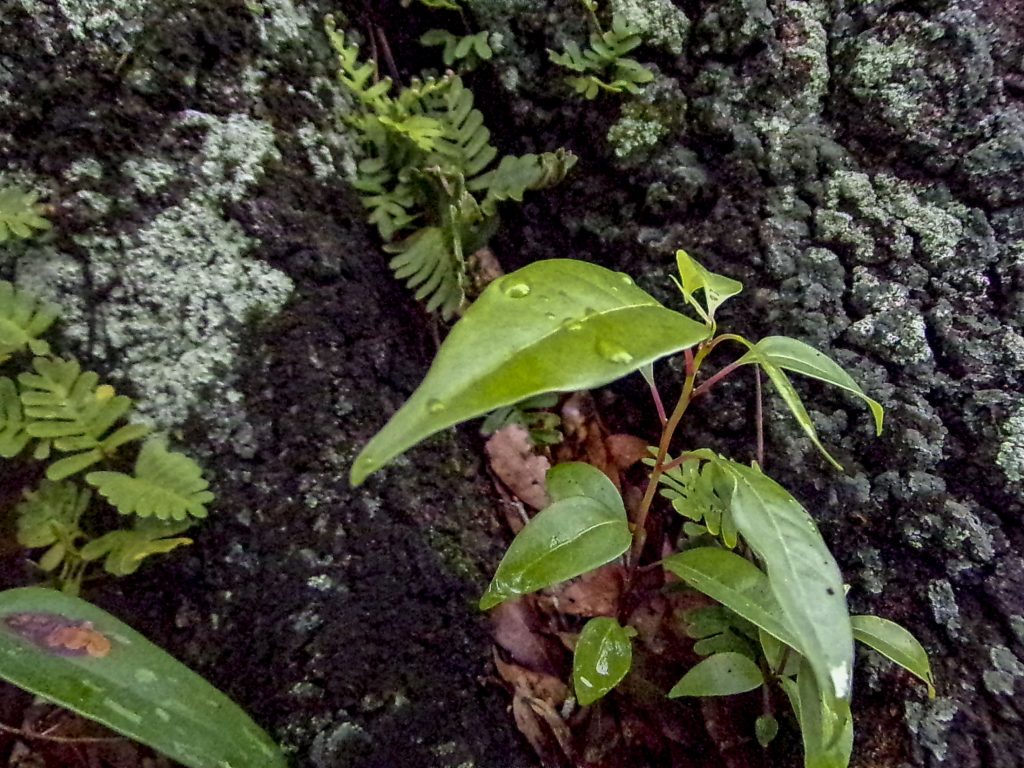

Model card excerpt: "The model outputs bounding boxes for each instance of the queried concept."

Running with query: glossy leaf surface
[0,588,284,768]
[572,616,634,706]
[715,459,854,704]
[351,260,709,484]
[669,652,764,697]
[663,547,799,650]
[480,462,630,609]
[852,614,934,697]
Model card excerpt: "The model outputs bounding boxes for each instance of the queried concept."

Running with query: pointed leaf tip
[351,260,709,484]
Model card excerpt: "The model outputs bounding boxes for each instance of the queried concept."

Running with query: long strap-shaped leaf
[350,260,710,485]
[714,458,854,707]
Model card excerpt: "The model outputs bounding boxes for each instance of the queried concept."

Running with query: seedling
[351,253,933,767]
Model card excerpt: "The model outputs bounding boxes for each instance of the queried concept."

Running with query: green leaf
[0,281,58,364]
[663,547,800,650]
[715,459,854,704]
[781,658,853,768]
[851,615,934,697]
[0,187,52,244]
[80,519,193,576]
[673,250,743,323]
[669,652,764,697]
[351,260,710,485]
[0,376,30,458]
[755,714,779,748]
[572,616,635,706]
[86,439,214,521]
[15,480,90,548]
[480,462,630,609]
[736,336,884,470]
[547,460,622,512]
[0,587,285,768]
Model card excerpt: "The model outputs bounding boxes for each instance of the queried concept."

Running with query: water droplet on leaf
[597,339,634,364]
[504,282,531,298]
[619,274,634,286]
[427,399,446,414]
[562,319,584,332]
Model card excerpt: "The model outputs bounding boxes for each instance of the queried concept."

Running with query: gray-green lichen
[905,698,958,763]
[609,0,690,56]
[927,579,961,638]
[996,403,1024,486]
[982,645,1024,695]
[11,110,292,436]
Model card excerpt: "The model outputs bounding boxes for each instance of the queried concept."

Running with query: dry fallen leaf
[486,425,550,510]
[491,601,564,674]
[605,434,650,471]
[494,650,569,705]
[542,564,626,618]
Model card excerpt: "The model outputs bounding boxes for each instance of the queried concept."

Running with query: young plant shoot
[351,252,933,767]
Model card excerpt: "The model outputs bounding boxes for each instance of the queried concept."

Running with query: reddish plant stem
[691,359,743,400]
[630,368,697,564]
[649,376,668,427]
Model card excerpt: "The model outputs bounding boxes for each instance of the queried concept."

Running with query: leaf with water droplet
[503,280,531,298]
[573,616,635,706]
[0,587,285,768]
[351,260,709,485]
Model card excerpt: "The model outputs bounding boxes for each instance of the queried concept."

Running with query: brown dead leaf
[512,695,573,768]
[542,564,626,618]
[606,434,650,471]
[491,601,564,674]
[494,650,569,705]
[486,425,550,510]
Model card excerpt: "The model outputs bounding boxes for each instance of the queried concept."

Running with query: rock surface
[0,0,1022,766]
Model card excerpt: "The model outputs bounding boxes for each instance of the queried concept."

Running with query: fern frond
[417,75,499,176]
[0,377,30,458]
[325,16,392,111]
[386,226,466,318]
[420,29,493,70]
[18,357,151,480]
[0,186,52,242]
[0,281,58,363]
[15,480,90,549]
[80,518,193,576]
[472,149,578,215]
[549,13,653,99]
[86,439,214,521]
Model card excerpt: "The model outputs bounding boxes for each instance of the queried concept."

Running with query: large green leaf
[781,658,853,768]
[736,336,883,469]
[714,459,854,704]
[572,616,635,706]
[663,547,800,650]
[480,462,631,609]
[546,459,623,511]
[350,260,710,485]
[669,652,764,698]
[852,615,934,697]
[0,587,284,768]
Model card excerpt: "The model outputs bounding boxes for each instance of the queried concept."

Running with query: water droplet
[619,273,634,286]
[583,306,597,316]
[504,282,531,298]
[427,399,446,414]
[561,318,584,332]
[544,312,557,320]
[155,707,171,722]
[597,339,634,364]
